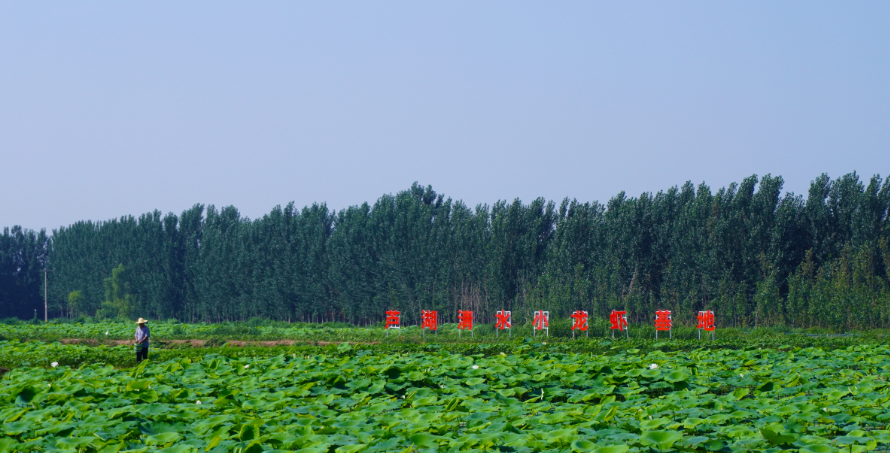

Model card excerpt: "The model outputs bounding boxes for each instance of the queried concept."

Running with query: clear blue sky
[2,2,888,232]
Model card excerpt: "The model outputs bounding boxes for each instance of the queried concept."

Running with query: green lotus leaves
[14,387,38,406]
[408,432,441,448]
[833,435,876,447]
[144,432,181,446]
[591,445,629,453]
[760,426,798,444]
[410,395,438,407]
[261,368,293,380]
[4,336,890,451]
[639,417,670,430]
[54,437,96,449]
[731,387,750,399]
[126,380,152,391]
[662,370,690,383]
[241,443,265,453]
[639,430,683,449]
[800,445,841,453]
[239,422,260,441]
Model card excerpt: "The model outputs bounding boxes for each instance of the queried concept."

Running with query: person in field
[135,318,150,363]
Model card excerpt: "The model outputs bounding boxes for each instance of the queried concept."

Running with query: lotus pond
[2,339,890,453]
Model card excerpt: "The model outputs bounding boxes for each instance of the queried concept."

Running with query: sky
[1,2,888,232]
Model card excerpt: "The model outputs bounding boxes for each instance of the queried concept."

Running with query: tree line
[2,172,889,330]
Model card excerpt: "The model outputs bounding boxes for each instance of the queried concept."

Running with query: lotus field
[2,327,890,452]
[0,322,382,343]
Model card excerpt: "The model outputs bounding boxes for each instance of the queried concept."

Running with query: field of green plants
[0,320,379,343]
[0,318,876,344]
[2,323,890,452]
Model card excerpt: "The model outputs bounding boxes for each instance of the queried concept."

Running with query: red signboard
[571,311,588,331]
[495,311,511,330]
[655,310,672,331]
[421,310,438,331]
[533,310,549,330]
[385,310,400,329]
[609,310,627,331]
[458,310,473,330]
[697,310,715,331]
[697,310,715,340]
[655,310,672,339]
[385,310,401,336]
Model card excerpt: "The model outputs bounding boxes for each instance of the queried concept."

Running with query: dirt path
[58,338,377,348]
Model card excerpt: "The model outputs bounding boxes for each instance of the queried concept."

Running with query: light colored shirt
[135,326,150,347]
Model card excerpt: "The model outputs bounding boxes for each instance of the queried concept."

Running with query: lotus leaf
[639,430,682,449]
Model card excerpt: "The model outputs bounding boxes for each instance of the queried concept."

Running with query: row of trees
[0,226,48,320]
[2,172,889,330]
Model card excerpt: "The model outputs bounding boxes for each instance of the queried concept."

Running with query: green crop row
[0,331,882,372]
[0,320,881,344]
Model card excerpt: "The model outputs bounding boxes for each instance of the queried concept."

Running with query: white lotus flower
[244,365,249,369]
[196,401,201,405]
[105,331,109,335]
[543,342,547,345]
[649,364,658,369]
[740,374,744,377]
[51,362,58,368]
[472,365,479,370]
[823,407,828,412]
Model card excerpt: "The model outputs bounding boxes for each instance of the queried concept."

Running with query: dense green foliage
[3,338,890,452]
[0,227,48,320]
[3,172,890,329]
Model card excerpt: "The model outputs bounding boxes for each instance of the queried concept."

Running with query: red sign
[385,310,400,329]
[533,311,549,330]
[697,310,715,331]
[458,310,474,330]
[655,310,672,331]
[609,310,627,331]
[571,311,588,331]
[421,310,438,330]
[495,310,511,330]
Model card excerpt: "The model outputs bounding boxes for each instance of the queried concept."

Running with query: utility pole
[44,269,48,322]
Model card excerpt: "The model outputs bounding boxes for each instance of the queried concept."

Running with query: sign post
[533,310,549,337]
[495,310,511,338]
[385,310,400,336]
[571,310,588,339]
[458,310,474,338]
[655,310,672,339]
[421,310,437,339]
[697,310,715,340]
[609,310,628,338]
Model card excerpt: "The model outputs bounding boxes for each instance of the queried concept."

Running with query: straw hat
[136,318,148,324]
